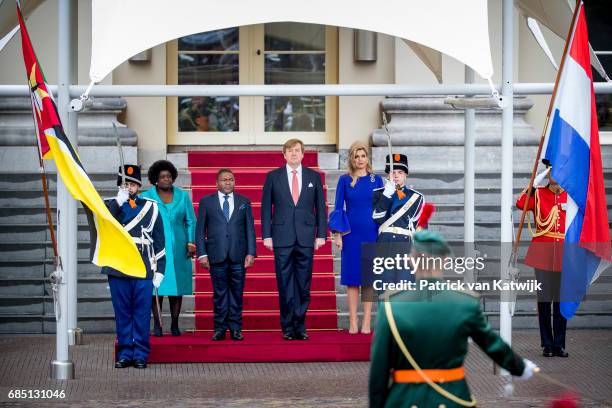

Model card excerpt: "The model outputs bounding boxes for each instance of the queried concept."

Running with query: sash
[378,192,420,235]
[124,200,153,233]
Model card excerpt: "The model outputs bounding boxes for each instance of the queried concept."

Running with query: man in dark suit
[196,168,256,341]
[261,139,327,340]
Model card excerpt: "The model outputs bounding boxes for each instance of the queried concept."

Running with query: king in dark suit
[196,168,256,341]
[261,139,327,340]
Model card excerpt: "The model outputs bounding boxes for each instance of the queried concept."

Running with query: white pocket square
[308,182,314,188]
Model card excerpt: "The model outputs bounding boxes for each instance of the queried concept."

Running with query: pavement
[0,330,610,407]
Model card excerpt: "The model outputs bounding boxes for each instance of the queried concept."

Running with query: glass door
[167,24,337,146]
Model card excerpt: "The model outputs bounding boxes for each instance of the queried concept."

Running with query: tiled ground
[0,330,610,407]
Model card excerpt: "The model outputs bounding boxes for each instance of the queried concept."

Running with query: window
[264,23,326,132]
[167,24,337,145]
[177,28,239,132]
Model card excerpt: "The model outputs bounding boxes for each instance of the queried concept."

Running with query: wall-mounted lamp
[354,30,377,62]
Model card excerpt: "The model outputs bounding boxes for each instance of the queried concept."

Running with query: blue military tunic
[372,186,425,284]
[372,186,424,242]
[101,195,166,363]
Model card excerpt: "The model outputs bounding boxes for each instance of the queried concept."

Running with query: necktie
[223,194,230,221]
[291,170,299,205]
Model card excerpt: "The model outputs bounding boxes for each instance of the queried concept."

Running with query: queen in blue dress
[329,141,383,334]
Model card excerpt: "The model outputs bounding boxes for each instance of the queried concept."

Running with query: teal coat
[142,186,196,296]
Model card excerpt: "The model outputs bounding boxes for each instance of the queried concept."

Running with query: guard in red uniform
[516,162,569,358]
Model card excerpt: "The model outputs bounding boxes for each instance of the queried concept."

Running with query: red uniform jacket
[516,186,567,272]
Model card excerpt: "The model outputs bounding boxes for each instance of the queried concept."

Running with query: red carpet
[148,332,372,363]
[145,150,371,362]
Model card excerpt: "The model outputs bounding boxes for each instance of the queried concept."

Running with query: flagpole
[49,0,76,380]
[511,0,583,259]
[27,97,60,266]
[18,1,59,267]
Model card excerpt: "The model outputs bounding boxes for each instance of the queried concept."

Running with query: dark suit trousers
[535,268,567,349]
[274,244,314,333]
[210,258,246,331]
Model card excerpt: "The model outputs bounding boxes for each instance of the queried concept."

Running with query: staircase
[188,151,338,333]
[141,150,372,363]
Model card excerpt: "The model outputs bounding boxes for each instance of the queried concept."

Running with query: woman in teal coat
[143,160,196,336]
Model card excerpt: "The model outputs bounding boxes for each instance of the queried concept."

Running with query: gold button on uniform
[439,404,447,408]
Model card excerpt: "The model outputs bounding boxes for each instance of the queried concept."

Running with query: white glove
[152,272,164,288]
[515,359,538,381]
[116,187,129,206]
[382,179,396,198]
[533,167,551,187]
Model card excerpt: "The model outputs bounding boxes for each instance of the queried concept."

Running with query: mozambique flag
[18,6,146,278]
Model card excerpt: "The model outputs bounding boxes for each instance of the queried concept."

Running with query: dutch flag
[542,2,611,320]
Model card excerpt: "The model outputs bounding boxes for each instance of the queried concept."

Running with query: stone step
[371,145,612,173]
[0,172,191,192]
[0,295,197,316]
[0,314,195,334]
[326,186,612,206]
[322,170,612,191]
[0,259,104,279]
[338,312,612,330]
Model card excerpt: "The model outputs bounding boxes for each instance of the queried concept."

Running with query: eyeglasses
[218,178,235,182]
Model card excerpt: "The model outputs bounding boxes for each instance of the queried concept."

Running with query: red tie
[291,169,299,205]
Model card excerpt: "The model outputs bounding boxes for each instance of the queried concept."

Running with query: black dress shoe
[171,327,181,337]
[294,331,309,340]
[230,330,244,341]
[153,326,163,337]
[553,347,569,357]
[211,330,226,341]
[133,360,147,369]
[542,347,554,357]
[283,331,295,340]
[114,359,132,368]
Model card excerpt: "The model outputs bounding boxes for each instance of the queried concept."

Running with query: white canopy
[0,0,43,51]
[407,0,608,83]
[89,0,494,82]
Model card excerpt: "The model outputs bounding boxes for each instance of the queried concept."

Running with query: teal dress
[142,186,196,296]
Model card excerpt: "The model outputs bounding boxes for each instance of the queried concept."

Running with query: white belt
[133,237,151,245]
[381,226,413,236]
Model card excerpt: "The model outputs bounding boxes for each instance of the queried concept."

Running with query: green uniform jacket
[369,279,525,408]
[142,186,196,296]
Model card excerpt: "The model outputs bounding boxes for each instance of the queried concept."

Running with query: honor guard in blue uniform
[372,154,425,283]
[101,165,166,369]
[372,154,425,242]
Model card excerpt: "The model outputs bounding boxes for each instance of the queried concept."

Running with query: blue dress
[329,173,384,286]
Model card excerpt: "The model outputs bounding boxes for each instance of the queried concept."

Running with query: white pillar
[50,0,76,380]
[500,0,514,347]
[464,66,476,283]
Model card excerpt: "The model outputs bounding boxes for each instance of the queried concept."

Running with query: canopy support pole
[500,0,514,369]
[50,0,76,381]
[464,66,476,285]
[1,83,612,97]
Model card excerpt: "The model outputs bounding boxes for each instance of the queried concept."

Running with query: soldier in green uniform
[369,230,537,408]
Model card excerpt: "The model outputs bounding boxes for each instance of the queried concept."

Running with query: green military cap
[413,229,452,256]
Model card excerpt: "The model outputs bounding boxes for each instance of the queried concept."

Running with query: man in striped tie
[261,139,327,340]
